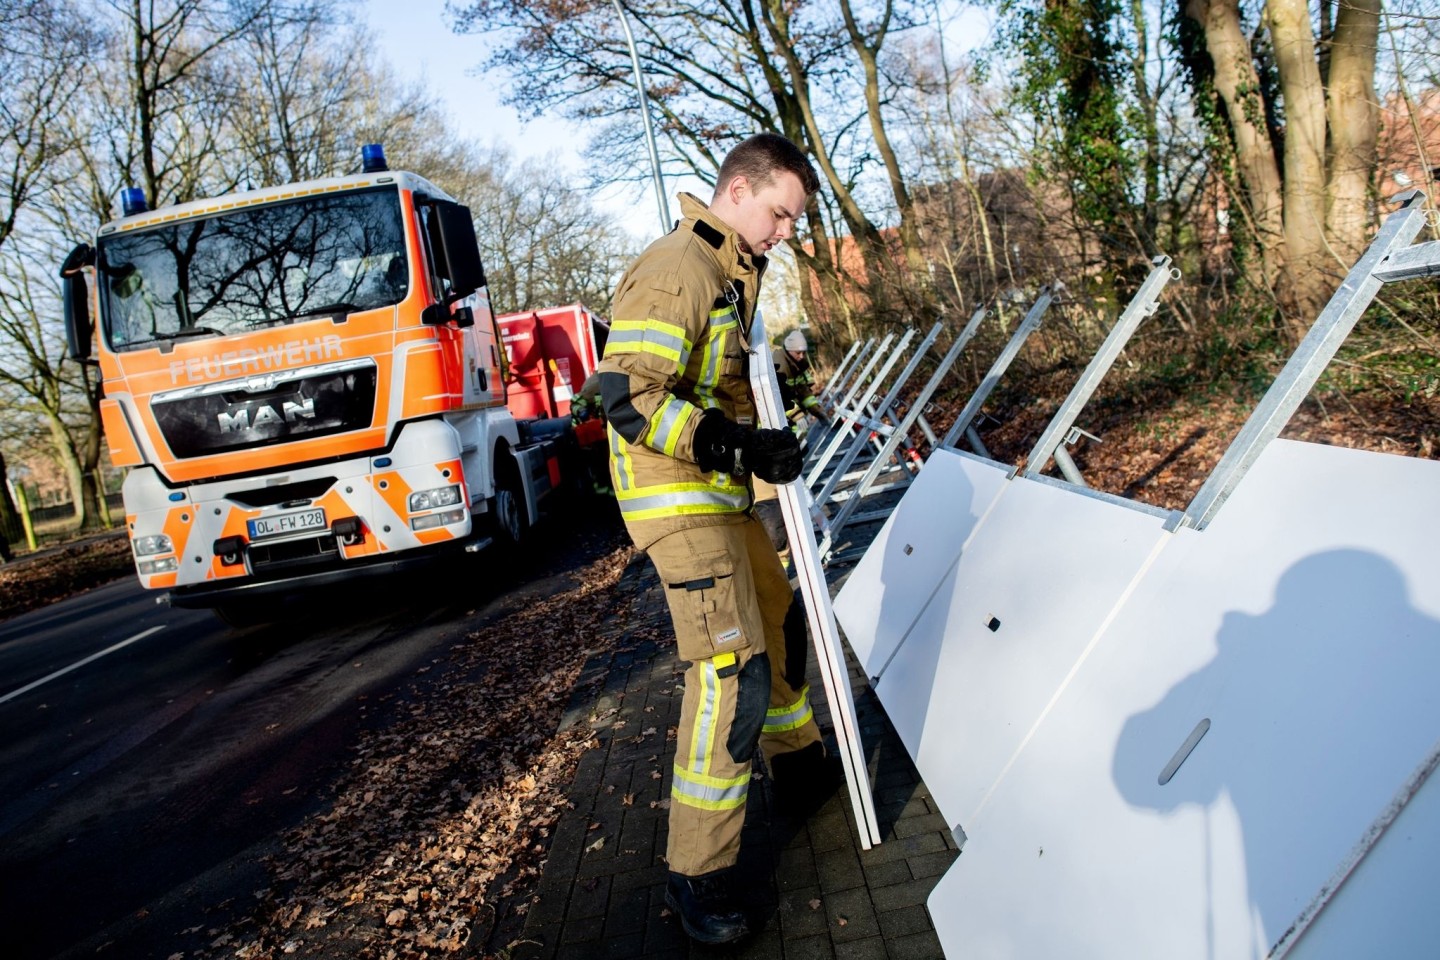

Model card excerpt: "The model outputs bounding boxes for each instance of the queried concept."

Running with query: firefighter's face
[727,172,807,257]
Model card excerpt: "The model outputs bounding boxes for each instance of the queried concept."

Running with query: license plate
[248,508,327,540]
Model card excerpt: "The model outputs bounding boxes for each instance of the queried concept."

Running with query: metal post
[1182,191,1439,530]
[805,333,894,469]
[812,324,941,507]
[818,340,863,409]
[821,308,987,556]
[806,330,910,485]
[941,288,1053,450]
[819,338,875,416]
[612,1,670,233]
[12,481,37,551]
[1022,258,1177,480]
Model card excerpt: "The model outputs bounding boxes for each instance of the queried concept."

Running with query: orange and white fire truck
[60,145,598,621]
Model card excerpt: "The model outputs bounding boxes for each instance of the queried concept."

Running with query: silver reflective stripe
[696,309,737,407]
[609,427,634,492]
[615,487,749,513]
[648,398,690,454]
[764,686,814,731]
[691,661,718,775]
[672,769,749,805]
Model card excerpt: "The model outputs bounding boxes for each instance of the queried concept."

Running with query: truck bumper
[124,419,474,593]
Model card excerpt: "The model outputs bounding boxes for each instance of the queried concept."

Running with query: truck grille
[249,533,339,574]
[151,360,377,458]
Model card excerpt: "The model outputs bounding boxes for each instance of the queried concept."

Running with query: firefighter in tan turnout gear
[596,134,839,945]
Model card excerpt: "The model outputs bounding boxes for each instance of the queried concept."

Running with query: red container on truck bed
[498,304,609,421]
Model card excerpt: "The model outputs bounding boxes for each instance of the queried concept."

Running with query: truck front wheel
[489,457,529,546]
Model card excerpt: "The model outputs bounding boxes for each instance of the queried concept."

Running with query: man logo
[218,399,316,434]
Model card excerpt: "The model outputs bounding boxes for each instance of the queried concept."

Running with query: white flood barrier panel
[831,447,1009,676]
[748,311,882,848]
[923,439,1440,959]
[836,192,1440,958]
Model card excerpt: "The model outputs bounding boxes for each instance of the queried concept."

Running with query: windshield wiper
[291,301,359,321]
[131,326,224,347]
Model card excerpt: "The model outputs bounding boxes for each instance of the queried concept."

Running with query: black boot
[769,741,844,819]
[664,869,750,944]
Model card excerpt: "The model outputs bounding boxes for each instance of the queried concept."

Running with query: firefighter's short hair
[717,133,820,198]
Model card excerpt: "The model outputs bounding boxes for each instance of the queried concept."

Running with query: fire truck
[59,145,600,623]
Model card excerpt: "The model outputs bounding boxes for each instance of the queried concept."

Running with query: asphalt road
[0,513,621,960]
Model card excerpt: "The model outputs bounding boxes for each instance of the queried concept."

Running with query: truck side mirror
[60,242,95,363]
[429,201,486,300]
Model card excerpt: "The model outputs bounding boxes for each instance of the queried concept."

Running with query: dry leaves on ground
[0,534,134,621]
[197,542,638,960]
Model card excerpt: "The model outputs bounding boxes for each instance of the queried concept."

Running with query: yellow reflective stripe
[763,684,814,733]
[607,425,636,492]
[605,318,692,368]
[686,660,720,776]
[671,765,749,810]
[695,309,738,408]
[645,398,697,457]
[613,481,750,522]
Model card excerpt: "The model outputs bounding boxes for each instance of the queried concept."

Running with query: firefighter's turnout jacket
[595,193,766,550]
[596,193,822,878]
[772,346,820,420]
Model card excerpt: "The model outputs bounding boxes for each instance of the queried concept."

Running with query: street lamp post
[611,1,671,234]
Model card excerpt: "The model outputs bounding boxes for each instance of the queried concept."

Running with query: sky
[360,0,695,241]
[360,0,994,318]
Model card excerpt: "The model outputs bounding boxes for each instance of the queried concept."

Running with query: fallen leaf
[385,908,407,927]
[585,836,605,853]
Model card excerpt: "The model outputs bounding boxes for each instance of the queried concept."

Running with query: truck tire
[489,455,529,546]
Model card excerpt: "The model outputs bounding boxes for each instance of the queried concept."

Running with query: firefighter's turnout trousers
[647,514,822,877]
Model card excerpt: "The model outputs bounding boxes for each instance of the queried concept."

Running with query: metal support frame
[940,288,1053,450]
[818,338,877,416]
[1022,258,1178,481]
[811,324,942,507]
[1181,191,1440,530]
[820,307,989,558]
[817,340,863,410]
[807,333,894,466]
[805,330,911,480]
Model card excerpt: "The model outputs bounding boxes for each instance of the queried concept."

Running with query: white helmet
[783,330,808,352]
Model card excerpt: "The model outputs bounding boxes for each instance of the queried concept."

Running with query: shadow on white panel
[926,441,1440,959]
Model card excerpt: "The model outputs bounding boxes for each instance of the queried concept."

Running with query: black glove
[745,427,804,483]
[692,409,803,483]
[693,408,751,476]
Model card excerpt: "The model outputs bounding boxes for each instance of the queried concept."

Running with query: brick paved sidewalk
[512,551,957,960]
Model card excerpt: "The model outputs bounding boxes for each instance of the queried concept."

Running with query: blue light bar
[361,143,388,173]
[121,187,148,217]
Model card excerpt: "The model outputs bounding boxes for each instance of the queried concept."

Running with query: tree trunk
[44,413,88,529]
[839,0,931,297]
[1185,0,1287,296]
[0,451,21,556]
[1324,0,1381,271]
[1266,0,1330,328]
[1130,0,1161,249]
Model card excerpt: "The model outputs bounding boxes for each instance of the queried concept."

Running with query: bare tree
[1179,0,1382,333]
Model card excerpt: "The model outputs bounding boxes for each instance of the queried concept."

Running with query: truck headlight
[408,485,462,512]
[137,557,179,574]
[411,507,466,531]
[132,534,174,557]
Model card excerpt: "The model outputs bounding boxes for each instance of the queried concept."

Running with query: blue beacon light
[121,187,148,216]
[361,144,388,173]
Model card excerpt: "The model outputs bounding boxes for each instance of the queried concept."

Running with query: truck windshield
[97,187,407,352]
